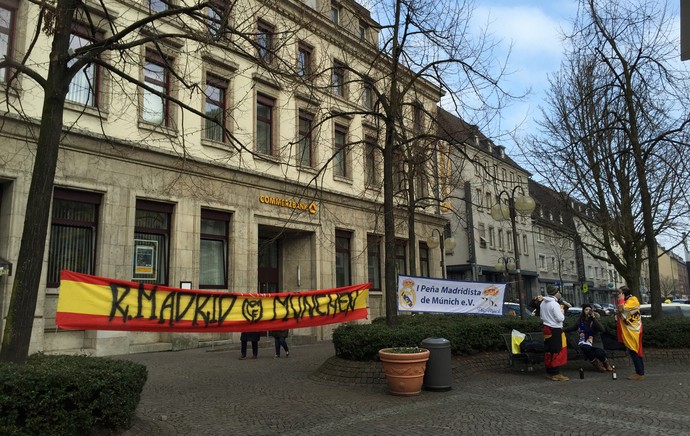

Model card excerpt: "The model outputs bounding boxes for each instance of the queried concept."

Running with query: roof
[436,107,530,175]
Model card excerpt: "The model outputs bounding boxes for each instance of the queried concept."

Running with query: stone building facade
[0,0,445,356]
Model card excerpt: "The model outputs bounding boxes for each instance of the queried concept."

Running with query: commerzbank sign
[259,195,317,214]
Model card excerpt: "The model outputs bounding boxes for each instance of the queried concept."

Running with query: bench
[501,330,628,372]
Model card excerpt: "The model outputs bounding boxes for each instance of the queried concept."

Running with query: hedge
[333,313,690,361]
[0,354,147,436]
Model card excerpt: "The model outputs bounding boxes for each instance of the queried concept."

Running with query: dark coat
[240,331,261,342]
[269,329,288,338]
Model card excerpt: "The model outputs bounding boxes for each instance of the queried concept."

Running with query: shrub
[333,313,690,361]
[0,354,147,436]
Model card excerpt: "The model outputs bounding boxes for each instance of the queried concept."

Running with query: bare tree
[361,0,517,325]
[0,0,323,363]
[0,0,514,362]
[523,0,690,319]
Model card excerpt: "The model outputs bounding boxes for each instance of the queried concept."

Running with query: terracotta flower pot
[378,347,430,396]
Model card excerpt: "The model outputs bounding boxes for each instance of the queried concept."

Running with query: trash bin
[421,337,452,391]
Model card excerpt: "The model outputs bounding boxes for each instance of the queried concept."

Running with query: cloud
[474,4,567,71]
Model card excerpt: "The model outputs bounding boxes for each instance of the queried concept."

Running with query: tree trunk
[0,0,75,363]
[382,0,405,327]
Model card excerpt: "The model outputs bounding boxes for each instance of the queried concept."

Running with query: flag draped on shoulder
[56,271,369,332]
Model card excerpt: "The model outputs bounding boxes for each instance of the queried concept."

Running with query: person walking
[563,303,614,372]
[540,285,569,381]
[239,331,261,360]
[617,286,645,380]
[270,329,290,358]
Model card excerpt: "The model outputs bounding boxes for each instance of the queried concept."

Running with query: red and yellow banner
[56,271,369,332]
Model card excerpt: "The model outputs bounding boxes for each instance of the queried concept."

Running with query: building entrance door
[258,236,279,294]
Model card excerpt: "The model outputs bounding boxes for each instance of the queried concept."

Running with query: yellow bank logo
[259,195,317,214]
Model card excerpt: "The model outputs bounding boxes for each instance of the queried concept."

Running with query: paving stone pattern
[118,342,690,436]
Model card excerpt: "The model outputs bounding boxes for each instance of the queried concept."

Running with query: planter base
[378,348,430,396]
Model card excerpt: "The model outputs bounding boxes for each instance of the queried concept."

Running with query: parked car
[639,303,690,318]
[671,299,690,304]
[592,303,611,316]
[566,307,582,317]
[503,302,534,317]
[603,303,617,313]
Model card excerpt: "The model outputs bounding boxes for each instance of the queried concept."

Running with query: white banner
[397,275,507,315]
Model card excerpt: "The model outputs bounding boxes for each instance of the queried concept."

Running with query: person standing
[540,285,569,381]
[617,286,644,380]
[239,331,261,360]
[270,329,290,358]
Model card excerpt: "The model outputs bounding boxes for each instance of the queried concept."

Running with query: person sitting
[564,304,613,372]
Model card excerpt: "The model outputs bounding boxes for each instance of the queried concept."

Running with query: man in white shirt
[540,285,569,381]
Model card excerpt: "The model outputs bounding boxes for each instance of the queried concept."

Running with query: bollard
[421,337,452,391]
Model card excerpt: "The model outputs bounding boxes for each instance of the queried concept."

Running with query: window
[522,234,528,255]
[333,124,347,177]
[415,166,428,200]
[67,31,99,106]
[551,257,556,272]
[393,149,404,191]
[332,61,345,97]
[47,189,100,287]
[330,4,340,24]
[571,261,576,274]
[256,94,274,155]
[335,230,351,287]
[204,74,227,142]
[364,137,378,186]
[362,82,375,110]
[419,243,429,277]
[257,21,274,63]
[200,209,230,289]
[358,22,367,41]
[297,111,313,167]
[367,235,381,293]
[507,231,513,251]
[539,255,546,270]
[143,50,171,126]
[485,193,492,211]
[488,226,495,248]
[133,200,172,285]
[476,189,482,208]
[395,240,407,275]
[207,1,226,36]
[149,0,167,13]
[536,226,543,242]
[498,229,503,249]
[0,2,16,81]
[413,103,423,133]
[478,224,486,248]
[297,43,312,77]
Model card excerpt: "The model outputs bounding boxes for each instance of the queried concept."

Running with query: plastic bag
[511,329,526,354]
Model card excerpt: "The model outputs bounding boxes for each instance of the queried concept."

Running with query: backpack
[520,339,545,354]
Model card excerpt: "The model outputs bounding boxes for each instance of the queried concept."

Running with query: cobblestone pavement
[117,342,690,436]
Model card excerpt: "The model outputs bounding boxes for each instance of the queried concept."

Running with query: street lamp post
[495,255,516,301]
[490,185,536,320]
[427,228,456,279]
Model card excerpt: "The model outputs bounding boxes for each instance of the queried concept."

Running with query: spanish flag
[56,271,369,332]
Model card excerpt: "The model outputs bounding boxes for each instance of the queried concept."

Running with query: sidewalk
[118,341,690,435]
